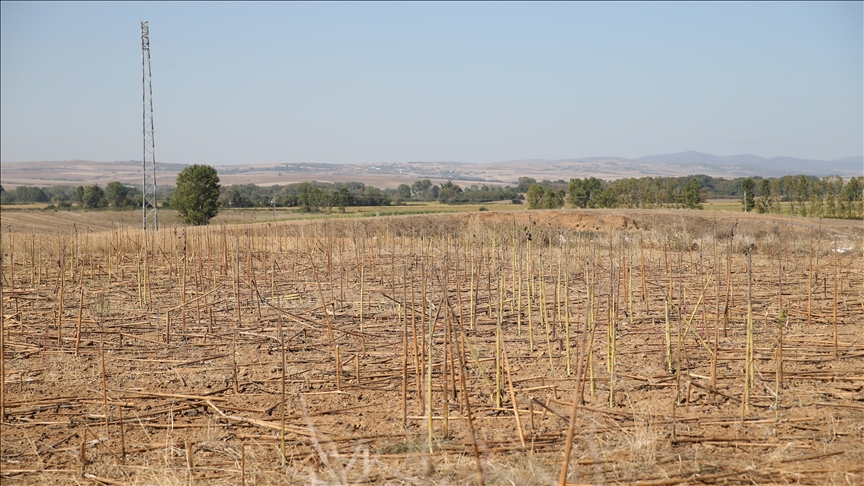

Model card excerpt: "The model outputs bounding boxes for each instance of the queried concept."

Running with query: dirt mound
[464,210,638,232]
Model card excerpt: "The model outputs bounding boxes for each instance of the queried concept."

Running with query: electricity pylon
[141,21,158,232]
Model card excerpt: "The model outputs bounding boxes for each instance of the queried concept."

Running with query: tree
[516,177,537,193]
[172,164,221,225]
[683,178,703,210]
[333,187,352,212]
[741,178,755,213]
[526,184,545,209]
[105,182,129,208]
[81,185,105,209]
[411,179,432,198]
[792,175,811,216]
[0,185,13,205]
[755,179,772,214]
[75,186,85,206]
[14,186,49,203]
[841,177,863,219]
[224,188,253,208]
[541,189,565,209]
[437,180,463,204]
[594,188,617,208]
[297,182,324,212]
[568,177,603,208]
[395,184,412,204]
[567,179,587,207]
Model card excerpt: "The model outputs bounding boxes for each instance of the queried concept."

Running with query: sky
[1,2,862,166]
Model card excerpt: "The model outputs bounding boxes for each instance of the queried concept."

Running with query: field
[0,202,527,235]
[0,208,862,485]
[0,197,784,235]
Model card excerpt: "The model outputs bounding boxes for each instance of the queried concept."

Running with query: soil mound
[465,210,638,232]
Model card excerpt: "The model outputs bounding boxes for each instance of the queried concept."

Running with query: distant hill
[1,151,860,189]
[633,151,863,177]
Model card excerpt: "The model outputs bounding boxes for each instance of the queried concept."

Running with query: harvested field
[1,210,862,485]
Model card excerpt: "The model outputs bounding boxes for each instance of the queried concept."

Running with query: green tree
[526,184,545,209]
[81,185,106,209]
[224,188,253,208]
[105,182,129,208]
[567,177,603,208]
[755,179,772,214]
[541,189,565,209]
[297,182,324,212]
[395,184,412,204]
[741,178,755,212]
[0,185,13,205]
[333,187,352,212]
[411,179,433,198]
[516,177,537,193]
[75,186,85,206]
[14,186,49,203]
[841,177,863,219]
[822,176,843,218]
[683,178,703,210]
[172,164,221,225]
[594,188,617,208]
[437,180,463,204]
[792,175,811,216]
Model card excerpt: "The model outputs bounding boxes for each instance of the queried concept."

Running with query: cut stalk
[458,332,484,486]
[833,240,838,358]
[75,287,85,356]
[501,342,525,448]
[0,282,4,423]
[558,327,584,486]
[742,247,754,419]
[280,316,286,466]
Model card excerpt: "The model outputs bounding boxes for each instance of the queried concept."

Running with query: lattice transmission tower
[141,21,158,232]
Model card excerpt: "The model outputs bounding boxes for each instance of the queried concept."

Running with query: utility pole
[141,21,158,232]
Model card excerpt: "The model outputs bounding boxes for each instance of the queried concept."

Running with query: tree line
[215,179,523,210]
[741,175,863,219]
[2,171,861,220]
[0,182,142,209]
[521,175,862,219]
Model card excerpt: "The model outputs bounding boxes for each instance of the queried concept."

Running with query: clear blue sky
[1,1,861,165]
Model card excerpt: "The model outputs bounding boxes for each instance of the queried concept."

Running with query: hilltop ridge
[1,151,860,189]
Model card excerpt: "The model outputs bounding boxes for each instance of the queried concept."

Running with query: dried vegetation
[1,209,862,485]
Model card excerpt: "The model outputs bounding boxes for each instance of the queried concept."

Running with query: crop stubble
[0,210,862,485]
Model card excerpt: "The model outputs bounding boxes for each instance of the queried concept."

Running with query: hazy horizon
[2,150,861,166]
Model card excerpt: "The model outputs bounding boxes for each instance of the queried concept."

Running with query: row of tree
[196,179,524,211]
[215,182,393,212]
[521,176,703,210]
[0,182,142,208]
[519,175,863,219]
[3,171,861,222]
[553,176,704,210]
[740,175,863,219]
